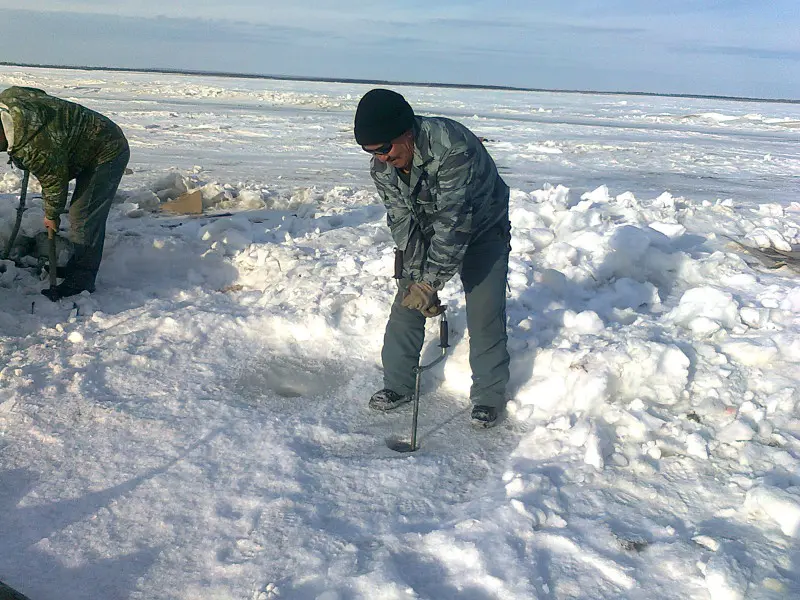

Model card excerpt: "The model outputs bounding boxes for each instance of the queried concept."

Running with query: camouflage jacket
[370,115,510,289]
[0,86,128,219]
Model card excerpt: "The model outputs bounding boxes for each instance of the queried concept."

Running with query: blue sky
[2,1,799,99]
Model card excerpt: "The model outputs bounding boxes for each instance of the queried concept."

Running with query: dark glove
[401,282,445,318]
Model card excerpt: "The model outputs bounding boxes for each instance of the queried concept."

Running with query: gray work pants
[64,147,130,289]
[382,223,511,408]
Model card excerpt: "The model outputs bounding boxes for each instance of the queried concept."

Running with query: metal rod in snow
[1,170,29,260]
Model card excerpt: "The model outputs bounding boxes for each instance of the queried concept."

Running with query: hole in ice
[386,435,417,453]
[233,355,340,400]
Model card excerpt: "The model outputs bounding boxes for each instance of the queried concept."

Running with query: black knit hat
[353,89,414,145]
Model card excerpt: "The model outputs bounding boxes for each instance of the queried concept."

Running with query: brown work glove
[401,282,445,318]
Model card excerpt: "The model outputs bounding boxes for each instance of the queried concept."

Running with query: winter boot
[470,405,499,429]
[41,281,95,301]
[369,388,411,411]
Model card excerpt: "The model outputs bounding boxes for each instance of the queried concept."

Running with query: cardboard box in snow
[161,190,203,215]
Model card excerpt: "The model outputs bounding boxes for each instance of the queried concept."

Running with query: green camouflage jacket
[0,86,128,219]
[370,115,510,290]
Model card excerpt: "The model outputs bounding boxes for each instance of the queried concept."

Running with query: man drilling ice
[354,88,512,428]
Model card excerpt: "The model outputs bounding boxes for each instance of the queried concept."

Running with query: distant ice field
[2,65,798,205]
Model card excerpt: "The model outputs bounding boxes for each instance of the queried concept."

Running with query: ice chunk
[745,227,792,252]
[563,310,604,335]
[781,288,800,313]
[716,420,755,443]
[584,431,605,470]
[688,317,722,337]
[692,535,719,551]
[667,286,741,330]
[686,433,709,459]
[648,221,687,239]
[579,185,611,207]
[757,203,784,217]
[509,206,546,229]
[198,182,228,208]
[125,189,160,210]
[117,202,145,218]
[529,228,555,250]
[739,307,769,329]
[745,486,800,537]
[152,172,189,201]
[720,340,778,367]
[0,260,18,287]
[705,555,749,600]
[608,225,651,256]
[616,341,690,405]
[236,190,265,210]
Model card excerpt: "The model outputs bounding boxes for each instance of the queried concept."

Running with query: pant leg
[65,148,130,289]
[461,223,511,409]
[381,278,426,395]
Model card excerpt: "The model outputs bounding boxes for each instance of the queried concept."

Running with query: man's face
[363,130,414,172]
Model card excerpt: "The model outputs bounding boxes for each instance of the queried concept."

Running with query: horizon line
[1,61,798,105]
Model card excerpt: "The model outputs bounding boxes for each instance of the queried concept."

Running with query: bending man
[0,86,129,300]
[354,88,511,428]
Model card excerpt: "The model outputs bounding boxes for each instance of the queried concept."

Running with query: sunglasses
[362,141,393,155]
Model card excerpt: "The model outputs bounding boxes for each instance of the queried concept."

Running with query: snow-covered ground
[1,66,800,600]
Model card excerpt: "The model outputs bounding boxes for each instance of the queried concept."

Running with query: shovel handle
[47,229,58,288]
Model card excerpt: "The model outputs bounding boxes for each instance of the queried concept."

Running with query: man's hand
[43,216,59,234]
[420,298,445,318]
[401,282,445,318]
